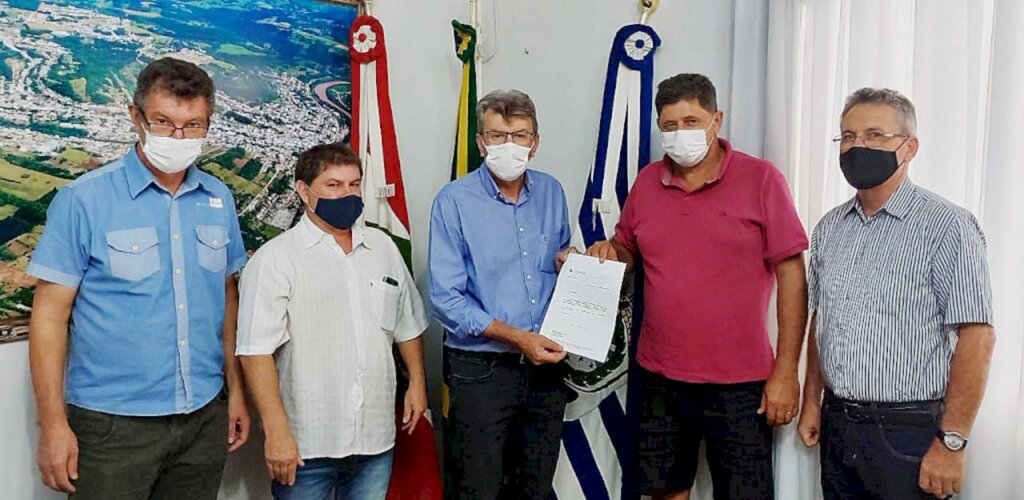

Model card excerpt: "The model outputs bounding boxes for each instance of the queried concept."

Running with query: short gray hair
[841,87,917,135]
[476,89,539,133]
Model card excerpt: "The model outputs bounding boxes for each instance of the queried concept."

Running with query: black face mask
[312,194,363,230]
[839,140,908,190]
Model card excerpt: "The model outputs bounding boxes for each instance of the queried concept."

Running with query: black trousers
[820,392,944,500]
[443,347,567,500]
[67,392,228,500]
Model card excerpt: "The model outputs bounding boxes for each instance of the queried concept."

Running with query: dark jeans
[635,368,773,499]
[820,392,943,500]
[443,347,567,500]
[67,392,228,500]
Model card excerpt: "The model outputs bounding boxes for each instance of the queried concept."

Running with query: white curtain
[740,1,1024,499]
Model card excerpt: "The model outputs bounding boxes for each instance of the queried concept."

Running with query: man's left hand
[402,381,428,435]
[759,369,799,426]
[919,440,965,498]
[227,388,251,452]
[554,247,580,273]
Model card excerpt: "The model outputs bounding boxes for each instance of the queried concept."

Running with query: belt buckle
[843,402,871,423]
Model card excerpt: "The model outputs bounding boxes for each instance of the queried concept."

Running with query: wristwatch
[936,430,968,452]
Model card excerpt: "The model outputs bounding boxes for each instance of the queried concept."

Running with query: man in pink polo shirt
[586,73,809,499]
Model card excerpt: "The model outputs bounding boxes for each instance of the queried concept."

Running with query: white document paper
[539,253,626,362]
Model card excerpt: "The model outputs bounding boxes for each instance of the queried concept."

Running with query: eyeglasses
[481,130,536,147]
[142,112,209,139]
[832,131,908,149]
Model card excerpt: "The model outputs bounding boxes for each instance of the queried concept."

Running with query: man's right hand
[517,331,566,365]
[38,421,78,493]
[264,428,304,486]
[585,240,619,263]
[798,400,822,447]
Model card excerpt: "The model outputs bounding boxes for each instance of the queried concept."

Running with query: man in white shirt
[236,143,429,500]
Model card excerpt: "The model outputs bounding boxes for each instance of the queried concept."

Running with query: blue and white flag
[554,23,660,500]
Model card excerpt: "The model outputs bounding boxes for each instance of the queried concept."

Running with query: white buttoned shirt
[236,214,427,459]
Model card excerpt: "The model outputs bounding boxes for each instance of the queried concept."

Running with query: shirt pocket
[195,225,230,273]
[539,234,558,273]
[369,279,402,333]
[105,227,160,281]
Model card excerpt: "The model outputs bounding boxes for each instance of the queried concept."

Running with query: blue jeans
[271,449,393,500]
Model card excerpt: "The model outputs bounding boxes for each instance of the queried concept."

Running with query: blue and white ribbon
[556,23,660,500]
[576,24,661,249]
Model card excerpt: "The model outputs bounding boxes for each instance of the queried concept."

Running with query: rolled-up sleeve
[235,249,291,355]
[933,213,993,328]
[28,187,88,289]
[428,192,493,338]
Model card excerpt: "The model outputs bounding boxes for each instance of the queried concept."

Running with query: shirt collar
[477,164,533,204]
[660,138,734,190]
[847,178,918,221]
[297,212,370,251]
[125,145,209,199]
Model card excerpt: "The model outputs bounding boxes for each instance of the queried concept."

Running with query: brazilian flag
[450,20,483,180]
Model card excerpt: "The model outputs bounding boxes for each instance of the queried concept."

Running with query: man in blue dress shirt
[430,89,571,500]
[28,58,250,499]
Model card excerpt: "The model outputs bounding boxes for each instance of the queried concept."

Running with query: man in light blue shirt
[29,58,249,499]
[429,89,570,499]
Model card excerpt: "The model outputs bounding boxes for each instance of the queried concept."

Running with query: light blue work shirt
[429,166,571,352]
[29,146,247,416]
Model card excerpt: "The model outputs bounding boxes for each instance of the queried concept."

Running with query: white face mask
[484,142,531,182]
[662,121,715,168]
[141,127,204,174]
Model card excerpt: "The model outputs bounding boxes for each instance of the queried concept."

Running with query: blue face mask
[312,193,363,230]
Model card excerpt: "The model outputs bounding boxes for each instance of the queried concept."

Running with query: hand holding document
[539,253,626,362]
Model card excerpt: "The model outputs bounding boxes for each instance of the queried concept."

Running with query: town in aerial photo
[0,0,357,328]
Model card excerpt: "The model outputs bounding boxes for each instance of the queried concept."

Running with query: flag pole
[470,0,482,91]
[639,0,659,25]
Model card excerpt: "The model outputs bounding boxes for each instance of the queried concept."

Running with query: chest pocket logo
[195,225,230,273]
[106,227,160,281]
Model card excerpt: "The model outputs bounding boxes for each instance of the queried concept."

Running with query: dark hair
[133,57,216,114]
[655,73,718,115]
[477,89,539,133]
[294,142,362,186]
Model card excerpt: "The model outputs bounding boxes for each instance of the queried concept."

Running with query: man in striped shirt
[798,88,995,499]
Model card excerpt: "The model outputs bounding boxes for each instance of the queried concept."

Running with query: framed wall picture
[0,0,358,338]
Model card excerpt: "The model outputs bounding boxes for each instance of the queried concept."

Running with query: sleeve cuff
[227,255,248,275]
[27,263,82,289]
[235,342,283,356]
[766,242,809,265]
[463,309,494,337]
[394,322,426,343]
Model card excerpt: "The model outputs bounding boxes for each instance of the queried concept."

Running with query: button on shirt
[809,179,993,402]
[28,147,247,416]
[614,140,808,383]
[429,167,571,352]
[235,215,427,459]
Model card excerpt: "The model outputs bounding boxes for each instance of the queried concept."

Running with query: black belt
[824,391,942,426]
[447,347,528,365]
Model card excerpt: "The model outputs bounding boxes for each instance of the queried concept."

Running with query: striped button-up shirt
[809,179,993,402]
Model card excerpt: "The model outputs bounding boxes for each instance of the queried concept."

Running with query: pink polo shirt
[615,139,807,384]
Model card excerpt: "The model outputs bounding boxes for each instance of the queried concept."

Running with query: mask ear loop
[893,135,912,168]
